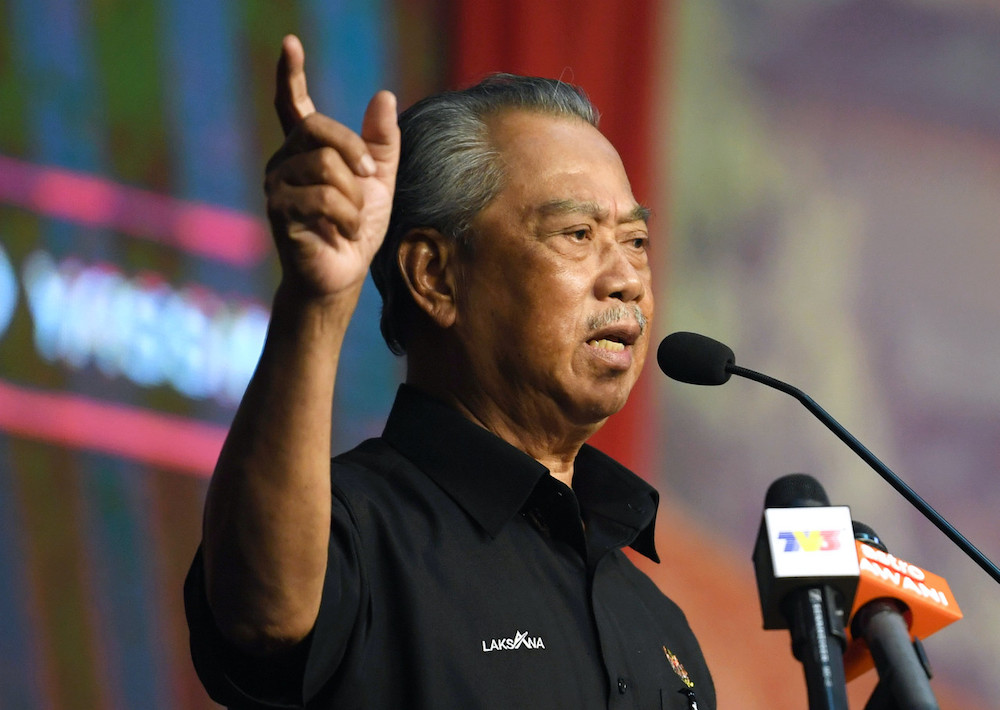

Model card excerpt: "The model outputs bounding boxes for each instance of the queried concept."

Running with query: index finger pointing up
[275,34,317,136]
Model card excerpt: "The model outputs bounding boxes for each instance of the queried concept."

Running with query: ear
[397,228,459,329]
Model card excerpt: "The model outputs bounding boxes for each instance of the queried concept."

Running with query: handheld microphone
[657,331,1000,587]
[753,473,858,710]
[844,522,961,710]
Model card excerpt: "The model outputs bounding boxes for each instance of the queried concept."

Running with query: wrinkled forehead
[483,110,640,214]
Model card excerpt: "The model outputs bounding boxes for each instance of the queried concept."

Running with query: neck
[405,349,602,488]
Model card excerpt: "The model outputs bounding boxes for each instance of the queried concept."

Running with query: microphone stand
[726,363,1000,586]
[784,586,851,710]
[863,639,937,710]
[660,333,986,708]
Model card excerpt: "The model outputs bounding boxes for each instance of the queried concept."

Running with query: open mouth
[585,321,640,354]
[587,338,626,352]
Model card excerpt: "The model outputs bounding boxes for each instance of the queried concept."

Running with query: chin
[570,388,632,426]
[550,368,639,426]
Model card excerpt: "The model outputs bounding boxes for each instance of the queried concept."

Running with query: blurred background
[1,0,998,708]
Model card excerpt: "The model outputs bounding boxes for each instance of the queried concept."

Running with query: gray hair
[370,73,599,355]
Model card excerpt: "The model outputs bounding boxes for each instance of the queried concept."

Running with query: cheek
[507,254,583,308]
[498,292,584,375]
[524,286,588,348]
[466,248,593,343]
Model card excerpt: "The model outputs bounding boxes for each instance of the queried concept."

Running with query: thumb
[275,34,317,136]
[360,90,400,171]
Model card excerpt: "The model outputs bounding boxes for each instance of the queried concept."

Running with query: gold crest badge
[663,647,695,689]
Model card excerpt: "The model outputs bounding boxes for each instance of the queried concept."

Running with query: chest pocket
[662,687,701,709]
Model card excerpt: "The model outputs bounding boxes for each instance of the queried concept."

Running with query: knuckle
[344,210,362,234]
[316,147,342,183]
[299,112,325,134]
[317,186,342,214]
[319,189,360,233]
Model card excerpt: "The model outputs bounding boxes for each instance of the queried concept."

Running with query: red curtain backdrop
[446,0,660,474]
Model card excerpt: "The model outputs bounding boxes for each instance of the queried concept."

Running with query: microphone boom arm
[728,363,1000,586]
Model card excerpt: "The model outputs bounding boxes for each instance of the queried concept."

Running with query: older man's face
[451,110,654,431]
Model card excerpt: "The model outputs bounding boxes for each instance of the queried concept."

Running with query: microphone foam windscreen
[765,472,831,508]
[656,332,735,385]
[851,521,887,552]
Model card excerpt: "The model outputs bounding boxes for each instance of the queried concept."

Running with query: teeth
[589,339,625,352]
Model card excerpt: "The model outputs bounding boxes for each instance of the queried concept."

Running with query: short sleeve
[184,548,311,708]
[183,491,366,708]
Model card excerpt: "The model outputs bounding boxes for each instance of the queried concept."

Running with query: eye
[626,233,649,251]
[567,227,590,241]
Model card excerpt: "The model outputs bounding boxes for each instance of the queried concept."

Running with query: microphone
[656,331,734,385]
[753,473,858,710]
[844,522,962,710]
[657,331,1000,587]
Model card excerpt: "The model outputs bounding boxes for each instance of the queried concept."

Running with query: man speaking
[185,35,715,709]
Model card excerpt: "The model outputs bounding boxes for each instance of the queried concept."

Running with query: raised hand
[200,37,403,655]
[264,35,400,301]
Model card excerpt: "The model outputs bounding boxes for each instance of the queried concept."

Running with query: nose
[594,239,648,304]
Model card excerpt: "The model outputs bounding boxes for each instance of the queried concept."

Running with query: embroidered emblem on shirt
[664,648,699,709]
[481,630,546,652]
[663,647,694,688]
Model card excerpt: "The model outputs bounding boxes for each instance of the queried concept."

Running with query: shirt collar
[381,385,660,562]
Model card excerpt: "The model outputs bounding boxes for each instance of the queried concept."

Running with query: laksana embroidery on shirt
[481,630,546,652]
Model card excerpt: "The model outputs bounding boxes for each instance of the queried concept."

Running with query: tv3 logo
[777,530,842,552]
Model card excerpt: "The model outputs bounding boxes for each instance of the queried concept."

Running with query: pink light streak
[0,154,270,267]
[0,379,224,477]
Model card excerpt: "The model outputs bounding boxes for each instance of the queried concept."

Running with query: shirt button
[617,677,628,694]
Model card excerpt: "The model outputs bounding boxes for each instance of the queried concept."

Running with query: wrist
[270,278,363,342]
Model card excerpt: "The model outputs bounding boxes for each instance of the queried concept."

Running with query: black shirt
[186,385,715,709]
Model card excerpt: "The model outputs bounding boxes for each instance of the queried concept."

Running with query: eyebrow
[536,199,651,225]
